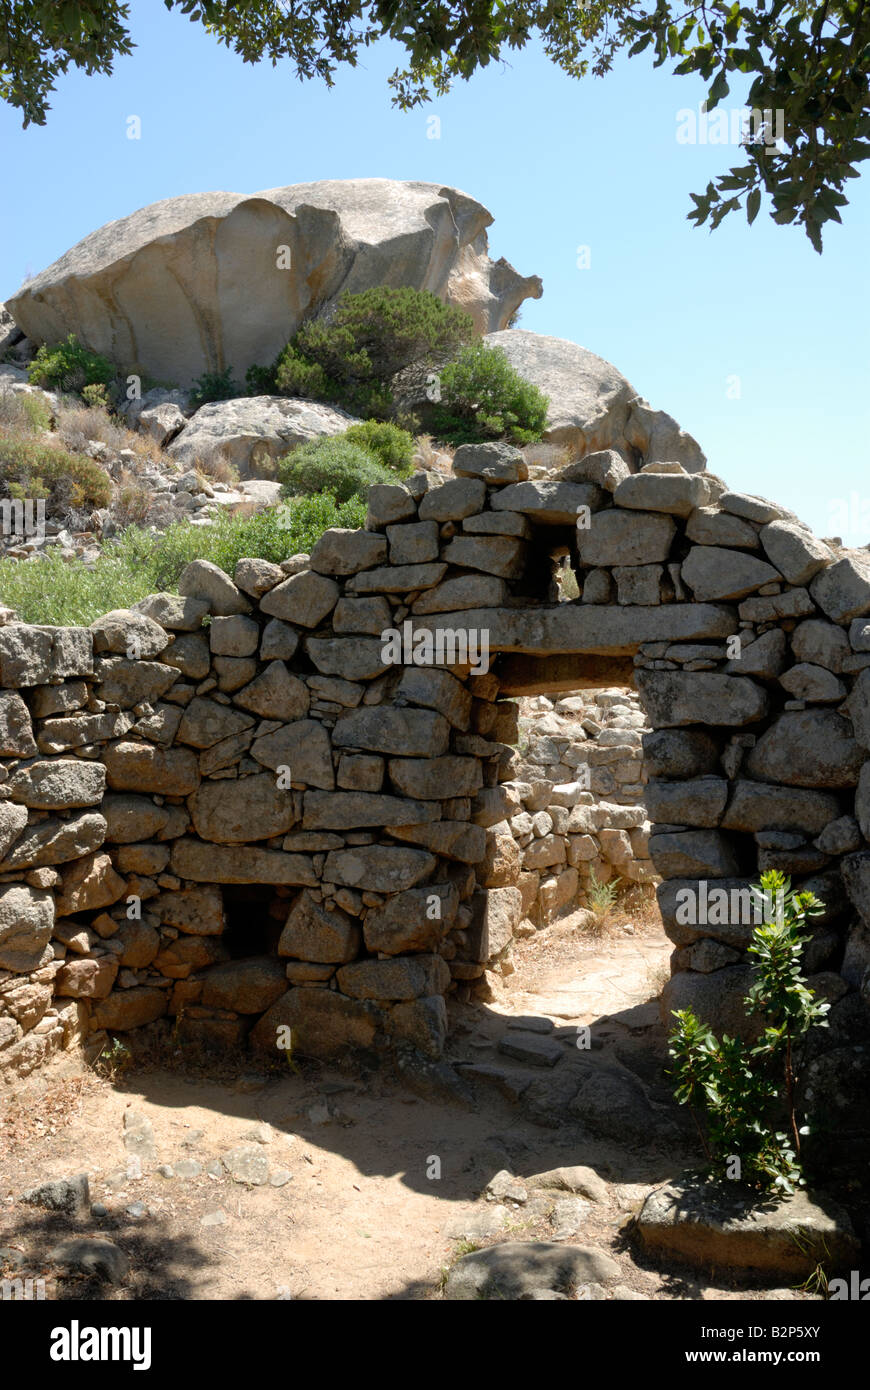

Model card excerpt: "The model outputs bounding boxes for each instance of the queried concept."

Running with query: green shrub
[278,436,395,504]
[0,434,112,511]
[343,420,415,475]
[431,341,549,444]
[81,382,111,410]
[668,870,828,1194]
[249,287,475,418]
[28,334,115,395]
[0,497,366,625]
[189,366,240,410]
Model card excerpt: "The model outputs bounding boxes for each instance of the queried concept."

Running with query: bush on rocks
[343,420,415,476]
[0,434,112,510]
[248,286,475,419]
[277,436,396,504]
[431,341,549,445]
[27,333,115,396]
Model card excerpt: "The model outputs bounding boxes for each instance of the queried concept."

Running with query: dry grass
[523,440,571,472]
[195,450,239,486]
[0,386,53,435]
[113,469,152,526]
[54,401,166,469]
[415,433,454,474]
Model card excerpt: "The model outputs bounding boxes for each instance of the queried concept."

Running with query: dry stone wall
[2,441,870,1099]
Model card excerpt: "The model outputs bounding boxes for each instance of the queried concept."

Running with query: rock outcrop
[6,180,542,387]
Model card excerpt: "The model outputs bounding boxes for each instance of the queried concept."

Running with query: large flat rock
[485,329,706,468]
[408,602,735,656]
[8,181,541,387]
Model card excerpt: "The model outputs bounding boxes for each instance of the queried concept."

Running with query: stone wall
[496,690,654,934]
[2,441,870,1091]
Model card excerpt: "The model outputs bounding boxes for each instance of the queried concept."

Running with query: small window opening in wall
[221,885,286,958]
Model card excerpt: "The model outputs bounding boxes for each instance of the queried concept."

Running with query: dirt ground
[0,908,822,1301]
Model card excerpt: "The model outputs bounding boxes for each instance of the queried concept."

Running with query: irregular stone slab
[302,790,438,829]
[170,397,358,476]
[636,1179,858,1275]
[641,729,721,778]
[104,742,199,795]
[661,965,758,1038]
[222,1145,269,1185]
[648,829,741,878]
[445,1240,620,1300]
[101,794,188,843]
[0,625,51,686]
[56,851,125,914]
[809,553,870,622]
[95,658,179,707]
[394,667,472,729]
[738,589,815,622]
[151,885,224,935]
[21,1174,90,1218]
[560,448,631,493]
[569,1058,673,1143]
[345,562,447,594]
[233,661,310,720]
[251,987,379,1059]
[490,479,603,525]
[48,1237,130,1284]
[305,637,390,681]
[233,558,285,599]
[260,570,339,627]
[278,890,360,962]
[56,956,118,999]
[387,821,486,863]
[332,707,450,756]
[90,608,169,659]
[645,777,728,827]
[780,662,846,702]
[177,697,255,748]
[332,595,392,635]
[336,954,451,1000]
[681,546,780,601]
[0,802,29,860]
[170,838,316,885]
[0,885,55,972]
[576,509,676,566]
[612,470,709,516]
[721,780,843,834]
[745,710,863,787]
[0,811,106,871]
[418,477,486,521]
[132,591,209,631]
[409,603,736,656]
[452,441,526,483]
[309,527,387,576]
[527,1166,609,1203]
[250,719,335,789]
[726,627,788,678]
[759,521,832,586]
[843,669,870,750]
[363,883,459,954]
[388,755,482,799]
[200,957,287,1013]
[5,759,105,809]
[791,618,850,673]
[440,535,527,578]
[10,181,539,385]
[685,506,759,549]
[0,691,37,756]
[190,774,298,842]
[209,614,259,657]
[365,483,416,528]
[323,846,435,892]
[178,559,250,616]
[498,1031,563,1067]
[658,877,811,947]
[635,670,768,726]
[719,491,794,524]
[91,987,167,1030]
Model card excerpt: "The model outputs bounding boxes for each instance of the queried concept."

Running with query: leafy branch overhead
[1,1,868,247]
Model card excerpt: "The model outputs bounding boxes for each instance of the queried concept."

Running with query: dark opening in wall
[221,885,287,959]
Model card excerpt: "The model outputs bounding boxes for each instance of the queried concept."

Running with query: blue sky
[1,1,868,542]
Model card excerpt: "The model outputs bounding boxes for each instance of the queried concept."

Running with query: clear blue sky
[1,1,868,542]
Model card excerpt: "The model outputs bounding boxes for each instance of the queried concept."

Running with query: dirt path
[0,913,807,1301]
